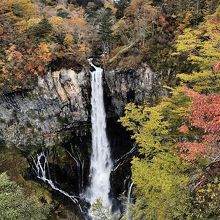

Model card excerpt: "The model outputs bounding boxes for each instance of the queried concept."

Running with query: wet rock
[91,58,102,67]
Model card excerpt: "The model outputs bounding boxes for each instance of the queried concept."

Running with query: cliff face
[0,62,160,219]
[0,63,160,148]
[104,63,161,117]
[0,68,90,148]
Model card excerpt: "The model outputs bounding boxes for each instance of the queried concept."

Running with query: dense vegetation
[0,0,95,93]
[0,173,51,220]
[0,0,220,219]
[119,2,220,219]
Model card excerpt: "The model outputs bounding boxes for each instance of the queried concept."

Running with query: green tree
[119,102,191,220]
[29,17,53,42]
[0,173,51,220]
[97,8,113,54]
[190,177,220,219]
[90,199,114,220]
[174,6,220,93]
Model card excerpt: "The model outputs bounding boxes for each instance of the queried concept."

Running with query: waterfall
[66,146,85,194]
[112,145,137,172]
[85,60,113,210]
[126,182,134,220]
[32,59,113,219]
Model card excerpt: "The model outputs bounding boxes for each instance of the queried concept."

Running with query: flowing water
[126,182,134,220]
[85,60,113,210]
[32,152,80,205]
[31,60,132,219]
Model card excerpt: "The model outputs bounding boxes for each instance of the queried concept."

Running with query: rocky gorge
[0,63,160,148]
[0,61,161,219]
[1,0,220,219]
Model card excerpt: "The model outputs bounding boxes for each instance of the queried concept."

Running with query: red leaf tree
[177,87,220,161]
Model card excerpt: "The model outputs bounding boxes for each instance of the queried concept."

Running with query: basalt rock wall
[104,63,162,118]
[0,68,90,148]
[0,62,161,149]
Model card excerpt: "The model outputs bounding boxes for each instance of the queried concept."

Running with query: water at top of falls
[85,59,113,209]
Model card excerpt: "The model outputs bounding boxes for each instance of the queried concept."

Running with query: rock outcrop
[0,62,161,148]
[104,63,161,117]
[0,68,90,148]
[0,62,162,220]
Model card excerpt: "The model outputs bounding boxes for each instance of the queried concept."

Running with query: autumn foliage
[177,88,220,161]
[0,0,94,93]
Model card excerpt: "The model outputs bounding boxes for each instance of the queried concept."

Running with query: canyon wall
[0,63,161,149]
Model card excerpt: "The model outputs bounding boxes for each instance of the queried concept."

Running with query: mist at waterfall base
[83,60,113,218]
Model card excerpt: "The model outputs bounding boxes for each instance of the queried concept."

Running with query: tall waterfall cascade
[31,60,135,219]
[85,60,113,209]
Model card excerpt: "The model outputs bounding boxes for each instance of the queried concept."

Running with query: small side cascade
[32,152,80,205]
[126,182,134,220]
[112,145,137,172]
[66,146,85,194]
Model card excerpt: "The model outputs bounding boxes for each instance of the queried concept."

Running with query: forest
[0,0,220,219]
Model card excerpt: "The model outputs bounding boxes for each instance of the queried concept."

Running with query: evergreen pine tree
[98,8,113,54]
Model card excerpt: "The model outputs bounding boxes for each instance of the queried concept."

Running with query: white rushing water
[32,152,80,205]
[126,182,134,220]
[85,60,113,209]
